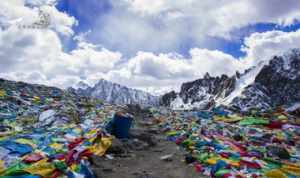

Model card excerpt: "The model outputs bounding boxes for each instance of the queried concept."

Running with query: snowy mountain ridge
[160,49,300,111]
[69,79,159,106]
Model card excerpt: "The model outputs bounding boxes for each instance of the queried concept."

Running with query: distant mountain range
[1,49,299,112]
[160,49,300,112]
[68,79,159,106]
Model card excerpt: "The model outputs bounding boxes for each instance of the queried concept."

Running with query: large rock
[159,91,177,107]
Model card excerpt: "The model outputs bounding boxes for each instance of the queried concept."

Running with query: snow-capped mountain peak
[73,81,91,90]
[70,79,159,106]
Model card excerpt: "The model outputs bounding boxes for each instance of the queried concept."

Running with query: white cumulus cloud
[89,0,300,55]
[105,29,300,93]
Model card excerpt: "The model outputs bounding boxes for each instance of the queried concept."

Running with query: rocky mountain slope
[160,49,300,111]
[231,49,300,111]
[161,73,236,110]
[69,79,159,106]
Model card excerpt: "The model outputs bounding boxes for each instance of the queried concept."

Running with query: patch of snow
[198,87,208,96]
[170,96,189,110]
[170,94,211,110]
[189,100,211,109]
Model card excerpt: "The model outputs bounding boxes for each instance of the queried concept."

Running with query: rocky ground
[91,113,205,178]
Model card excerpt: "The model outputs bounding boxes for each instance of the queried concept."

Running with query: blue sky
[56,0,300,58]
[217,22,300,58]
[2,0,300,94]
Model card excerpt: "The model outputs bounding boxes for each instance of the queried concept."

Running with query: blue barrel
[106,113,133,139]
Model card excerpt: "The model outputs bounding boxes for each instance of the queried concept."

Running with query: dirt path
[91,117,206,178]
